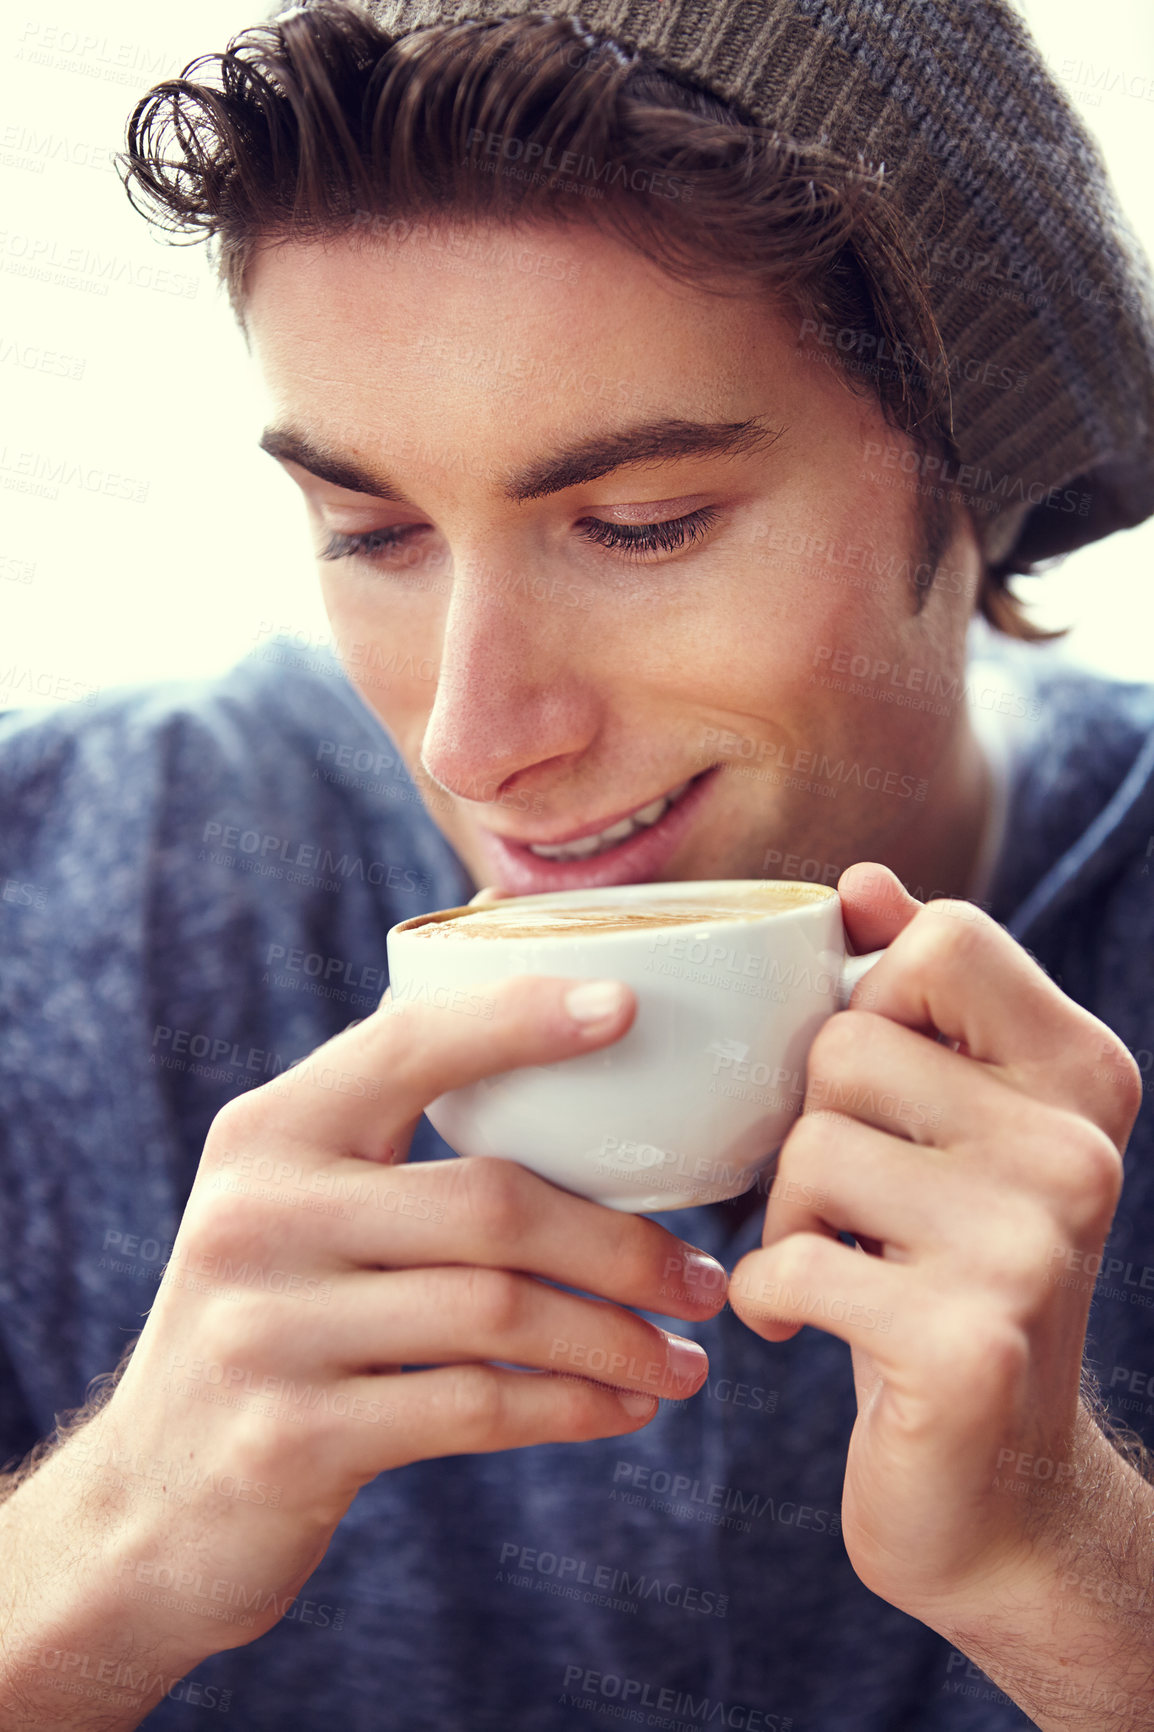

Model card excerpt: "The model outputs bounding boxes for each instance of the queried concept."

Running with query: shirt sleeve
[0,1328,42,1479]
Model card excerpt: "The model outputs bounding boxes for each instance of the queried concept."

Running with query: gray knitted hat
[364,0,1154,572]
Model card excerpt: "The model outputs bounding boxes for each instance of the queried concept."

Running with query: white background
[2,0,1153,707]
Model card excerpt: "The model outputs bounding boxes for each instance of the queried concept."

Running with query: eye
[318,505,723,569]
[318,525,435,569]
[577,506,721,558]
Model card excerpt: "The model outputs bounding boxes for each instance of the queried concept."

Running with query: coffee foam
[409,884,831,940]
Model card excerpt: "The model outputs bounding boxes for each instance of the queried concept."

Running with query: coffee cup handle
[836,947,886,1010]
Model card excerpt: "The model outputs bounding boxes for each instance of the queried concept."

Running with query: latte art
[409,884,832,940]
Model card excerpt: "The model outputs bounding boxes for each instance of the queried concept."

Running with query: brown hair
[120,0,1063,639]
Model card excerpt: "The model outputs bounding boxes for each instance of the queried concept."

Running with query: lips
[477,766,720,895]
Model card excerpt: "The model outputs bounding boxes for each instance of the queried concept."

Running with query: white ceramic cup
[386,879,884,1213]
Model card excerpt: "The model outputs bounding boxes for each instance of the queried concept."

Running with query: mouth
[476,766,721,894]
[523,778,695,861]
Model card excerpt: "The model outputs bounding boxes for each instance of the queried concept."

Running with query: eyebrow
[258,415,784,506]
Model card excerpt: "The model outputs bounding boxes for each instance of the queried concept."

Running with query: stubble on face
[246,219,990,901]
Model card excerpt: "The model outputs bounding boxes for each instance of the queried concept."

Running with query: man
[2,0,1154,1726]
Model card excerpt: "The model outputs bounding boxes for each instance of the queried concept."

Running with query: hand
[728,861,1142,1630]
[73,973,726,1661]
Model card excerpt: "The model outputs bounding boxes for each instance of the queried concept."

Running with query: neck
[885,715,994,906]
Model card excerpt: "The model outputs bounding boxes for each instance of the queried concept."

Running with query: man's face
[248,220,983,897]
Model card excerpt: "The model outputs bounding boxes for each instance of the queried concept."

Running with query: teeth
[598,817,639,844]
[527,778,693,862]
[549,834,603,858]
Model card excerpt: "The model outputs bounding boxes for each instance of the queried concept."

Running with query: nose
[419,565,599,806]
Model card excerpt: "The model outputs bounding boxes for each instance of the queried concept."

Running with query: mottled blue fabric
[1,632,1152,1731]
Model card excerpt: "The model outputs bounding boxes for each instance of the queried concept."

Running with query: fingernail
[678,1248,728,1297]
[564,980,628,1026]
[618,1391,658,1419]
[662,1332,707,1395]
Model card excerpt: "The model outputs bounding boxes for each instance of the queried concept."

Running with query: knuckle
[226,1410,297,1482]
[1051,1115,1124,1221]
[181,1186,272,1264]
[548,1375,614,1438]
[945,1309,1027,1390]
[774,1114,824,1178]
[450,1363,505,1444]
[481,974,561,1038]
[902,1309,1025,1424]
[971,1213,1061,1304]
[377,978,504,1053]
[603,1213,663,1287]
[790,1105,840,1148]
[924,896,991,933]
[1012,1219,1065,1288]
[203,1090,266,1157]
[462,1267,528,1339]
[201,1291,275,1364]
[455,1156,533,1243]
[807,1009,862,1071]
[370,995,427,1063]
[486,973,540,1013]
[916,899,991,966]
[982,1315,1030,1378]
[1097,1039,1144,1126]
[762,1232,824,1295]
[1118,1060,1145,1126]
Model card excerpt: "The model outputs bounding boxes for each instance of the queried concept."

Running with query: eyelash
[577,505,721,558]
[318,506,721,566]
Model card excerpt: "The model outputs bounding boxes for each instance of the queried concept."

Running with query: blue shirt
[2,632,1152,1730]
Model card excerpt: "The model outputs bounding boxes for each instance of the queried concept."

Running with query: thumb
[836,861,924,955]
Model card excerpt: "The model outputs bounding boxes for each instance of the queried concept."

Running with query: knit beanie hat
[363,0,1154,574]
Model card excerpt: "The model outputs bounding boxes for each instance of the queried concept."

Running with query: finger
[837,860,924,955]
[799,1012,1123,1240]
[729,1231,905,1349]
[339,1365,660,1474]
[209,974,637,1164]
[845,895,1068,1058]
[763,1109,1073,1289]
[804,1008,1020,1149]
[834,896,1140,1144]
[729,1243,1033,1517]
[334,989,417,1168]
[765,1109,946,1254]
[319,1154,731,1322]
[330,1267,709,1400]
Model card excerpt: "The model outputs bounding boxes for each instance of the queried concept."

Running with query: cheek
[316,563,365,635]
[342,656,440,732]
[698,551,861,723]
[317,571,444,731]
[704,493,959,774]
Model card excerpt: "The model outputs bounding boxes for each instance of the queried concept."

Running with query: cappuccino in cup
[406,883,831,941]
[387,879,882,1212]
